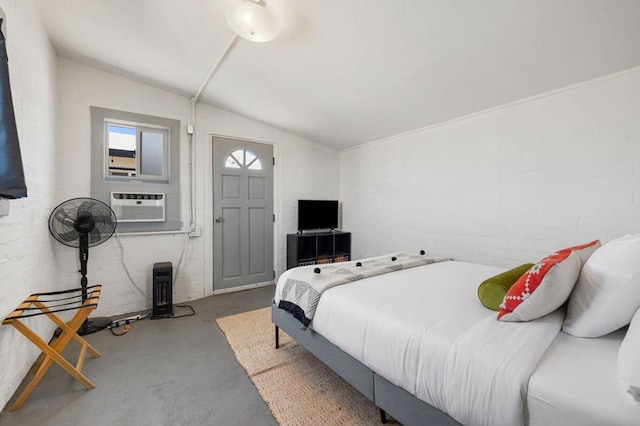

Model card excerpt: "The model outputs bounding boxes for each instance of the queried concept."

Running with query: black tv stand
[297,228,336,234]
[287,231,351,269]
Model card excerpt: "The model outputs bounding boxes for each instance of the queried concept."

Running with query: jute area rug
[216,307,396,426]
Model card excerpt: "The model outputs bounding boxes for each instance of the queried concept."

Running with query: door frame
[205,133,280,295]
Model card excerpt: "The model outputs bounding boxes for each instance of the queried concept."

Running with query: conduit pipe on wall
[188,103,195,228]
[188,33,238,232]
[192,34,238,104]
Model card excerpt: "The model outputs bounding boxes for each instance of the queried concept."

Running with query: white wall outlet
[188,224,201,237]
[0,198,10,217]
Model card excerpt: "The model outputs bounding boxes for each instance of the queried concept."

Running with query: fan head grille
[48,198,117,248]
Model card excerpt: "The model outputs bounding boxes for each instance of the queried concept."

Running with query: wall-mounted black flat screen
[298,200,339,231]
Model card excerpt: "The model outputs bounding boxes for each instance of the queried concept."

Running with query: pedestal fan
[48,197,117,335]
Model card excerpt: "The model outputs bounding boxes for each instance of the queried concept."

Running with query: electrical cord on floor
[109,321,132,336]
[107,310,151,336]
[171,303,196,318]
[107,304,194,335]
[113,230,192,323]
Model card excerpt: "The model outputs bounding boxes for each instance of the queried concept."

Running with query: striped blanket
[277,252,451,327]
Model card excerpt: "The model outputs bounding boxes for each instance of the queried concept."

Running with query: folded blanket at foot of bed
[277,252,451,327]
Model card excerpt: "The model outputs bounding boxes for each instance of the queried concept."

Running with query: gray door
[213,137,274,292]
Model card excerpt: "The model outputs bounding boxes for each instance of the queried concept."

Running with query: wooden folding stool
[2,285,103,410]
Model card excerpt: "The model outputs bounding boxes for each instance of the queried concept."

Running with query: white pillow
[618,308,640,403]
[563,234,640,337]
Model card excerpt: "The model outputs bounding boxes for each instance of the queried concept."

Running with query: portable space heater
[151,262,173,319]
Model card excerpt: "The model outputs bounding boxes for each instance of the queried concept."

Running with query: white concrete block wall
[56,59,340,317]
[340,67,640,267]
[0,0,58,412]
[56,58,198,316]
[273,136,340,272]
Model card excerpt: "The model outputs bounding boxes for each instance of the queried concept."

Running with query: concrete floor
[0,286,278,426]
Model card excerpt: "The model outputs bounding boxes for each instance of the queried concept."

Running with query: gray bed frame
[272,305,461,426]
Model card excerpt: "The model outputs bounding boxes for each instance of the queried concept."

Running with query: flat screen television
[298,200,339,231]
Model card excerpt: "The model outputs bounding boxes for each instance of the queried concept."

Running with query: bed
[272,244,640,426]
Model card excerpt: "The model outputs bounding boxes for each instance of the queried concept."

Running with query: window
[106,121,169,182]
[225,149,263,170]
[90,107,181,232]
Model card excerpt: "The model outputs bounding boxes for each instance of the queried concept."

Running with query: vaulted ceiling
[34,0,640,150]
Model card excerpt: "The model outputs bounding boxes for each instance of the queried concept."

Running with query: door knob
[215,216,225,223]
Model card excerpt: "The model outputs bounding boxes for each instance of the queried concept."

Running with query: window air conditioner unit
[110,192,165,223]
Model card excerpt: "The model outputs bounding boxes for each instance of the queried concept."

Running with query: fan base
[55,317,112,337]
[78,317,112,335]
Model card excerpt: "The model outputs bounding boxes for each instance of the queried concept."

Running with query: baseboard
[213,281,274,295]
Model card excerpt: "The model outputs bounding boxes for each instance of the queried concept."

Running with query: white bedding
[277,260,501,401]
[527,328,639,426]
[276,260,565,425]
[444,308,563,425]
[274,258,640,425]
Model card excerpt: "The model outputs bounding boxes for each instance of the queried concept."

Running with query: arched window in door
[225,149,263,171]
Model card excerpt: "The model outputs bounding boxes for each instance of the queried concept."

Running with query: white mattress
[527,328,640,426]
[294,258,640,425]
[311,260,504,409]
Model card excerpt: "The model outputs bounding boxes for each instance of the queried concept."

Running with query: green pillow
[478,263,534,311]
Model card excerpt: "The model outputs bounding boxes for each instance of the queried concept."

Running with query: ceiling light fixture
[225,0,279,42]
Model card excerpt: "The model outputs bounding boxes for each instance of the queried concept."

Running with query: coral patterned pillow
[498,249,581,321]
[562,240,601,265]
